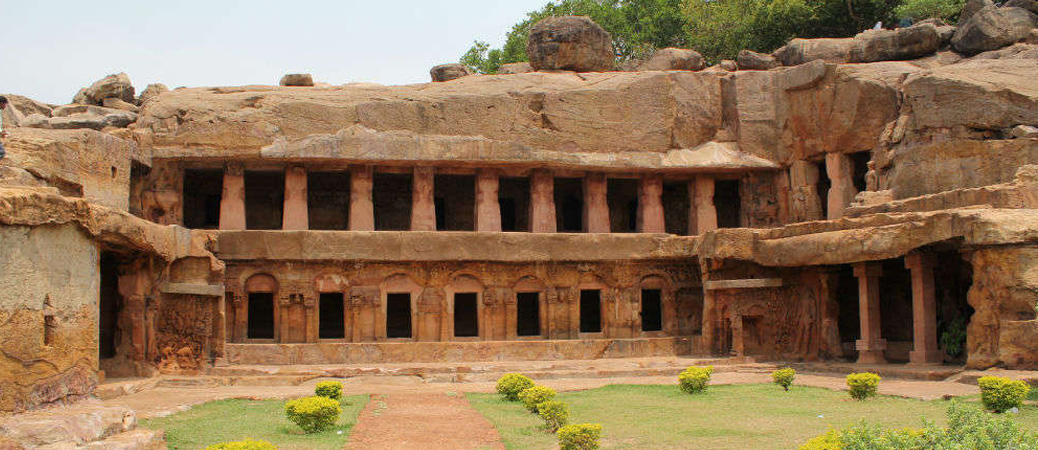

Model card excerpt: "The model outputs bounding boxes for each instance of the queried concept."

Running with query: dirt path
[344,393,504,450]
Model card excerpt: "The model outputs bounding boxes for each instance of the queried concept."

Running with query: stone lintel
[703,278,783,290]
[161,282,225,297]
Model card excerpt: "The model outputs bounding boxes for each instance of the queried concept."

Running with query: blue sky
[0,0,550,104]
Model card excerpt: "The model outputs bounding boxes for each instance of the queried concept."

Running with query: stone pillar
[854,262,886,364]
[583,173,610,233]
[693,177,717,234]
[826,152,857,220]
[219,163,246,230]
[476,169,502,232]
[304,297,317,343]
[906,252,942,365]
[789,160,823,222]
[282,166,308,230]
[411,167,436,231]
[638,174,665,233]
[349,166,374,231]
[530,170,557,233]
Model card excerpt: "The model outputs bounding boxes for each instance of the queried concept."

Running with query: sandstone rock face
[280,73,315,87]
[73,73,136,105]
[498,62,533,74]
[960,0,995,24]
[527,16,615,72]
[102,96,140,113]
[137,83,169,105]
[429,63,471,82]
[638,48,705,71]
[719,59,738,71]
[850,23,942,62]
[23,105,137,131]
[737,50,778,70]
[1014,124,1038,138]
[774,38,853,66]
[952,6,1037,55]
[903,59,1038,132]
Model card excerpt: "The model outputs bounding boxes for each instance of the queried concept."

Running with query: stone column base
[909,349,943,365]
[856,338,887,364]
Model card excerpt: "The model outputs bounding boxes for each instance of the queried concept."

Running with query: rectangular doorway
[247,293,275,339]
[454,293,479,337]
[182,169,223,229]
[386,293,412,338]
[517,292,540,336]
[641,289,663,332]
[319,293,345,339]
[580,290,602,333]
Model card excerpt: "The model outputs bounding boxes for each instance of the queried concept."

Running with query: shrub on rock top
[284,396,341,433]
[557,423,603,450]
[845,372,881,401]
[536,399,570,432]
[678,365,713,394]
[315,381,343,400]
[772,368,796,391]
[519,385,558,413]
[978,375,1030,413]
[205,439,278,450]
[496,373,535,401]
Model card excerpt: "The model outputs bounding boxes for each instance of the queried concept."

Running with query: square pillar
[638,174,665,233]
[476,169,502,232]
[853,262,886,364]
[692,177,717,234]
[826,153,857,220]
[349,166,374,231]
[906,253,942,365]
[411,167,436,231]
[530,170,557,233]
[282,166,308,230]
[789,160,824,222]
[583,173,610,233]
[219,163,246,230]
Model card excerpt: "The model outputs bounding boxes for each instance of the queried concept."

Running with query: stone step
[0,400,137,447]
[791,362,965,381]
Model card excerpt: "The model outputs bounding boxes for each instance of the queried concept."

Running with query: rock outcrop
[952,5,1037,55]
[137,83,169,105]
[24,104,137,131]
[72,73,136,106]
[850,23,942,62]
[526,16,615,72]
[774,38,853,65]
[498,62,534,74]
[429,63,472,82]
[638,48,705,71]
[737,50,778,70]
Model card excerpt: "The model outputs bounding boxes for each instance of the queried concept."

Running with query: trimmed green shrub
[205,439,278,450]
[536,400,570,432]
[678,365,713,394]
[557,423,603,450]
[519,385,557,413]
[978,376,1030,413]
[496,373,535,401]
[314,381,343,400]
[797,430,842,450]
[845,372,881,401]
[284,396,342,433]
[772,368,796,392]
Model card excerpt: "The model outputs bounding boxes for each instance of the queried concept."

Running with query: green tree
[894,0,966,22]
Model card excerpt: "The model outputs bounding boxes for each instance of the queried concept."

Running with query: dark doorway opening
[454,293,479,337]
[373,173,412,231]
[816,161,831,219]
[554,178,584,232]
[607,179,639,233]
[714,179,741,229]
[247,293,275,339]
[880,258,913,362]
[835,265,860,360]
[499,177,530,232]
[386,293,412,338]
[641,289,663,332]
[580,290,602,333]
[245,171,285,230]
[935,249,974,363]
[435,174,476,231]
[99,253,121,360]
[663,182,690,235]
[319,293,345,339]
[517,292,540,336]
[183,169,223,229]
[851,152,871,193]
[308,172,351,230]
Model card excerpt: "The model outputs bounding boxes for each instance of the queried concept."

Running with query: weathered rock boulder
[719,60,738,71]
[72,73,135,105]
[973,42,1038,59]
[498,62,534,74]
[1014,124,1038,138]
[279,73,315,87]
[25,104,138,131]
[850,23,942,62]
[638,48,705,71]
[961,0,995,24]
[952,6,1037,55]
[527,16,615,72]
[102,97,140,113]
[904,59,1038,131]
[737,50,778,70]
[774,38,853,66]
[1005,0,1038,14]
[936,25,957,45]
[137,83,169,105]
[429,63,472,82]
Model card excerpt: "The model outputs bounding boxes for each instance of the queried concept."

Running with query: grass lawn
[469,384,1038,450]
[140,395,368,450]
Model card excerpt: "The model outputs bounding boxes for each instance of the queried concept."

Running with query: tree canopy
[460,0,938,73]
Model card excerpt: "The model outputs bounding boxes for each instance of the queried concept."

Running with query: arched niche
[512,276,548,338]
[243,274,278,341]
[379,273,422,340]
[445,273,485,340]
